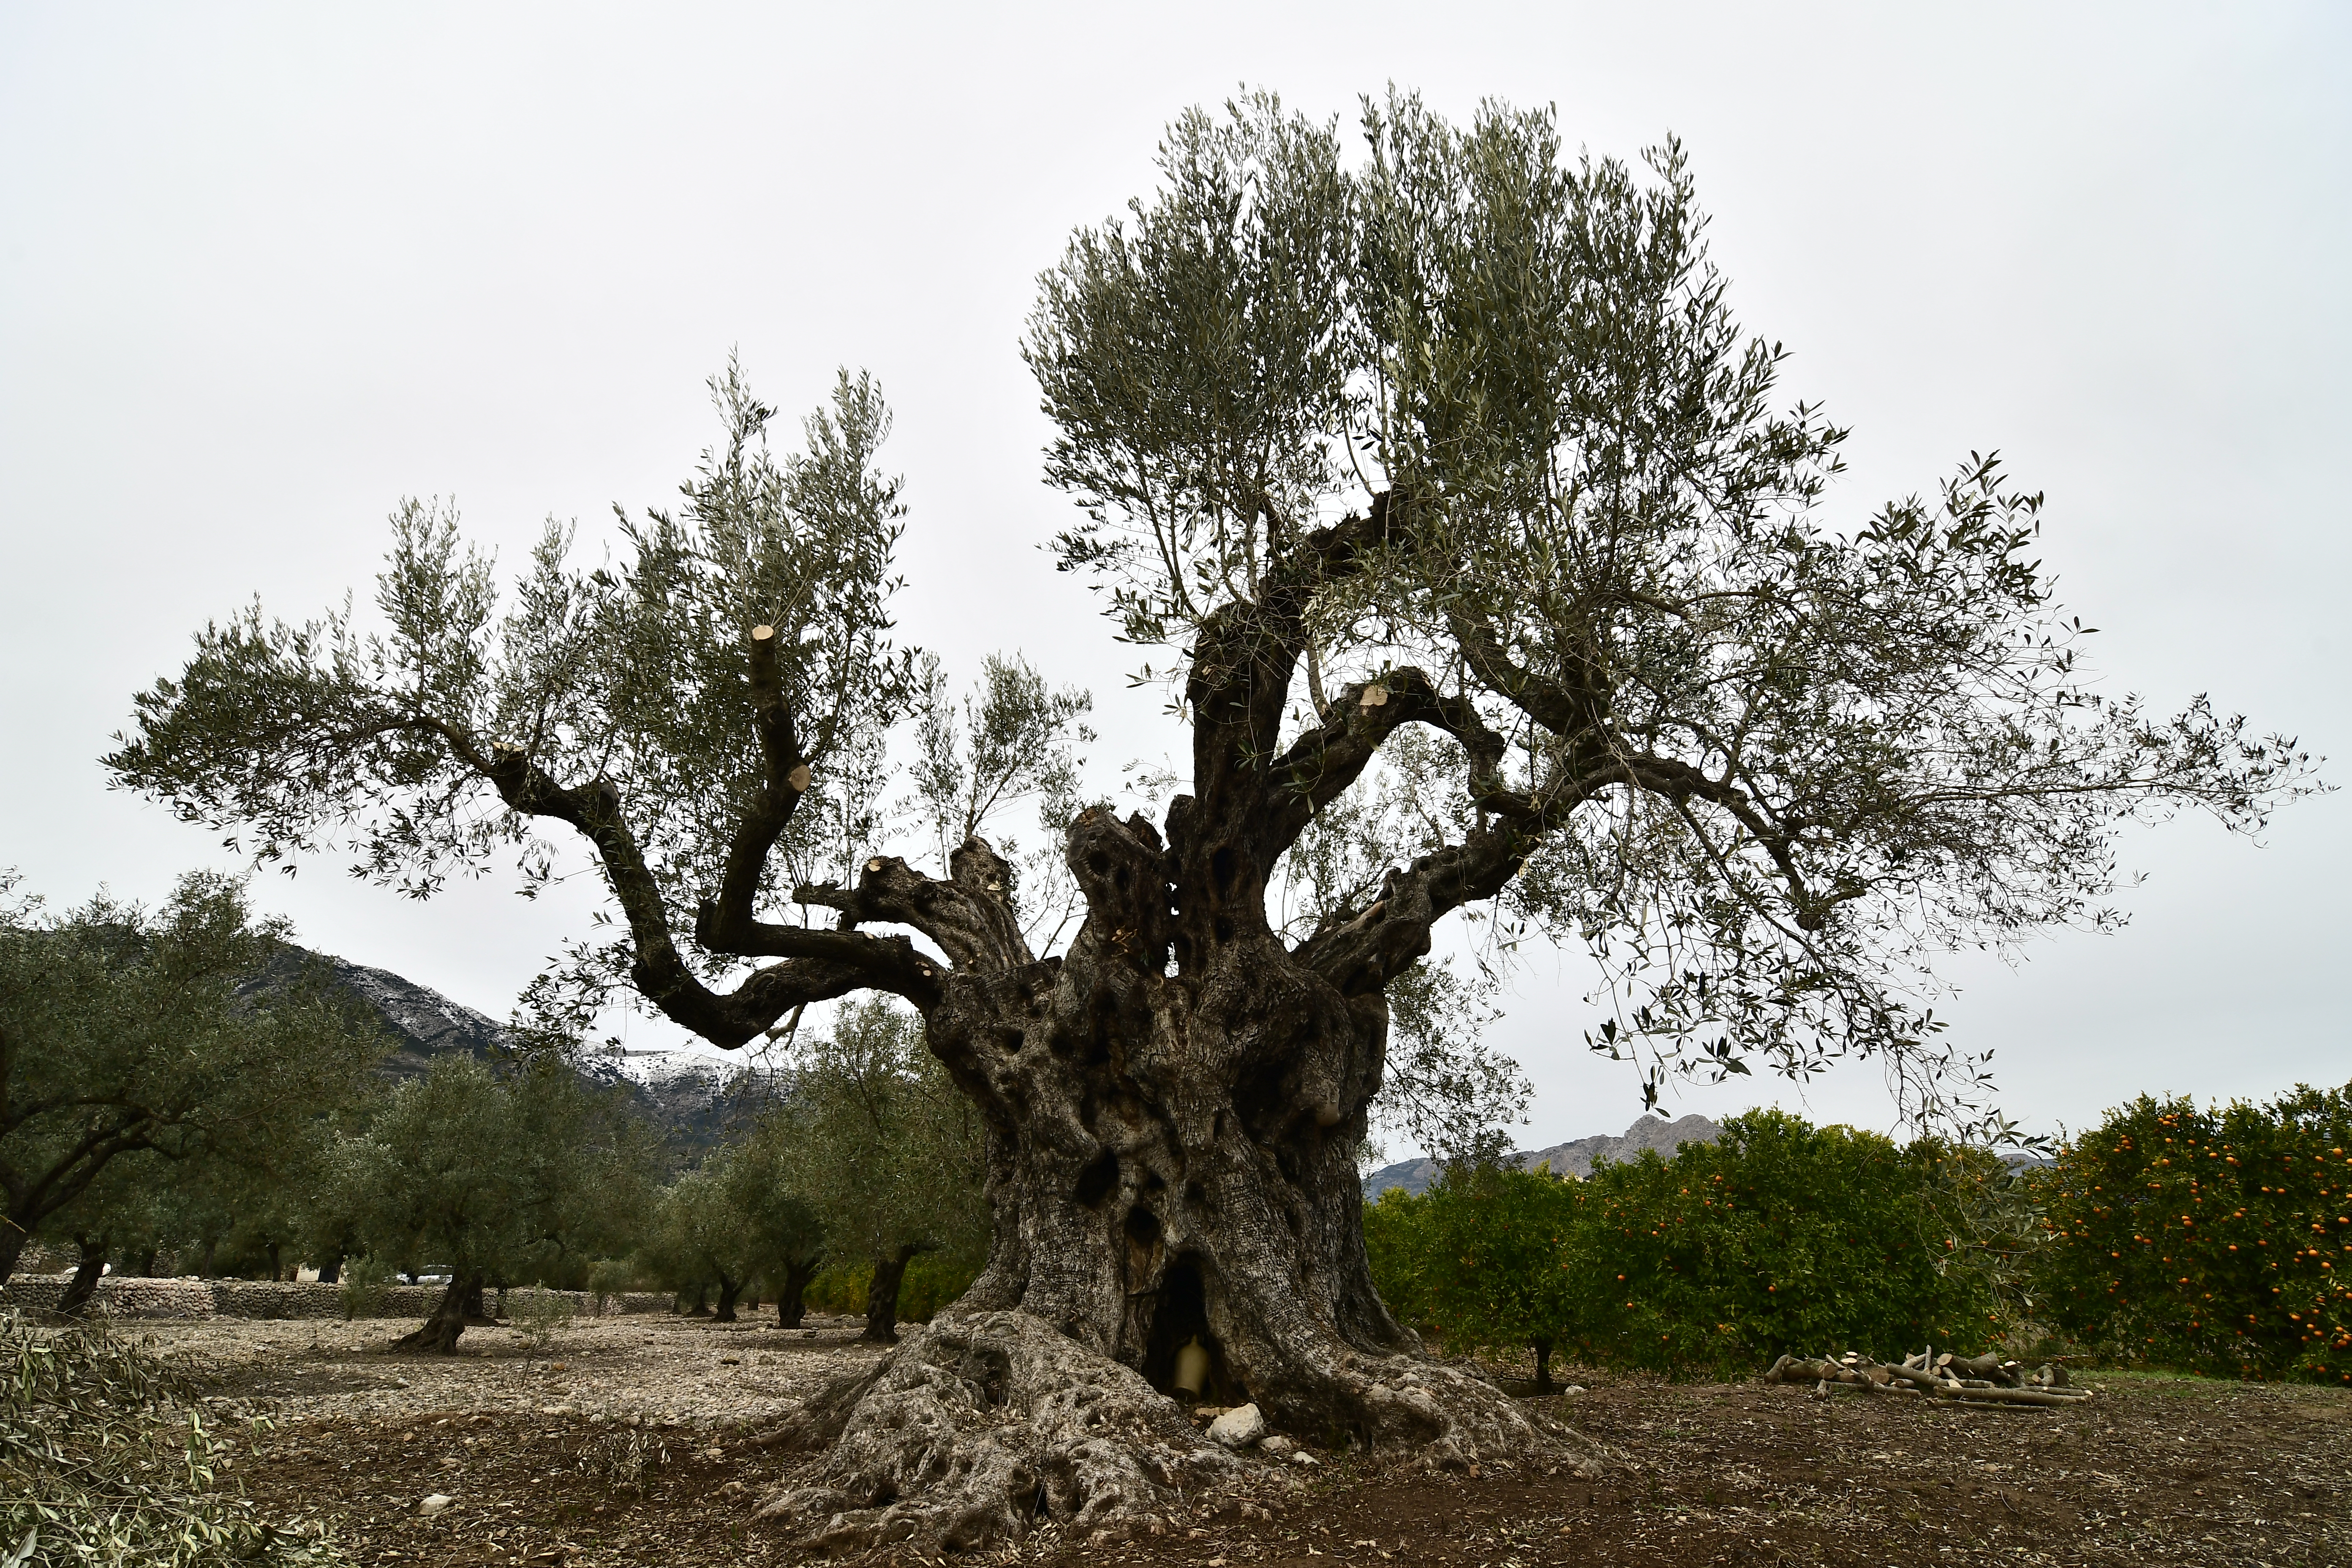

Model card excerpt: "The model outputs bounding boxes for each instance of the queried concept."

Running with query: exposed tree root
[751,1309,1603,1554]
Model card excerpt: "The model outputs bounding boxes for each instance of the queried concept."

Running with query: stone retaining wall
[0,1275,671,1321]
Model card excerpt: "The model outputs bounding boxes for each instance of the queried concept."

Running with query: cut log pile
[1761,1348,2092,1410]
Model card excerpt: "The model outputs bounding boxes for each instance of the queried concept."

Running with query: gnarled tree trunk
[714,1272,743,1324]
[862,1245,918,1344]
[773,1257,819,1328]
[57,1233,109,1316]
[757,803,1585,1549]
[395,1269,485,1353]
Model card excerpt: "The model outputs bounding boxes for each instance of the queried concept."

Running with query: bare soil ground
[148,1314,2350,1567]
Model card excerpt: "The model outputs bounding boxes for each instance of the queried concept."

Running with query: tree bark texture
[715,1273,743,1324]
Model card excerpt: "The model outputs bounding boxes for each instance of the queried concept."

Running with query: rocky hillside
[250,945,751,1157]
[1363,1111,1724,1197]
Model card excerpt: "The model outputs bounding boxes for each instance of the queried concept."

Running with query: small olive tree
[768,998,988,1342]
[723,1120,828,1327]
[641,1153,759,1321]
[327,1052,651,1350]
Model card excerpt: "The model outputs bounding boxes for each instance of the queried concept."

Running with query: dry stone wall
[0,1274,671,1321]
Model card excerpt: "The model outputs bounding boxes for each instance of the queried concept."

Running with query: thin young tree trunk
[774,1257,819,1328]
[57,1233,109,1316]
[863,1245,918,1344]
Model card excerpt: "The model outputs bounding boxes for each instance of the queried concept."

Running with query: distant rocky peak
[254,943,743,1157]
[1361,1111,1726,1198]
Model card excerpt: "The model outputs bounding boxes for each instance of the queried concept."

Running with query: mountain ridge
[1363,1111,1725,1197]
[251,945,749,1156]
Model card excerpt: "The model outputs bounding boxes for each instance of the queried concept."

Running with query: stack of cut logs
[1761,1349,2092,1409]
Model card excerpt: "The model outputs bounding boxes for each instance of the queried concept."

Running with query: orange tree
[1365,1163,1582,1391]
[1366,1110,2013,1378]
[2027,1083,2352,1381]
[1558,1111,2010,1373]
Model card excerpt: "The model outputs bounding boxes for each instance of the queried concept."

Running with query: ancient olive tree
[0,873,384,1288]
[108,92,2314,1546]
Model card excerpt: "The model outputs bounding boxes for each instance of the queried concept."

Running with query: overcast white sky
[3,3,2346,1153]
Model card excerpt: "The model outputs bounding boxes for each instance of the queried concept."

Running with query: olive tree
[765,996,988,1343]
[327,1052,650,1350]
[0,873,383,1288]
[106,93,2315,1547]
[723,1113,827,1327]
[642,1150,760,1321]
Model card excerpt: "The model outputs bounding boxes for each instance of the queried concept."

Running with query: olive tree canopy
[326,1051,650,1351]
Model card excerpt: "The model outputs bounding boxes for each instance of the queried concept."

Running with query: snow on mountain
[251,945,754,1156]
